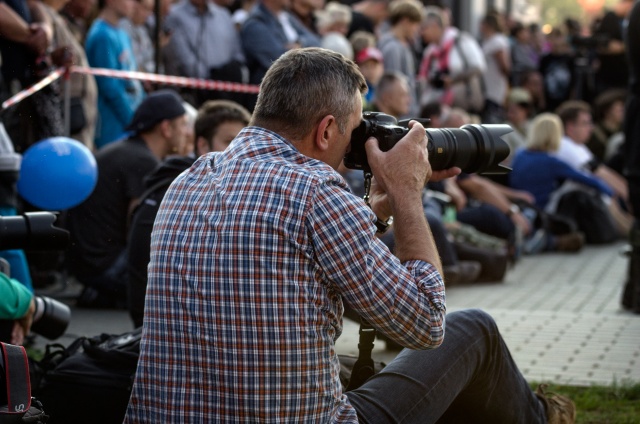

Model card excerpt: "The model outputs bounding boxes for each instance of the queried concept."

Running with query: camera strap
[345,171,378,391]
[0,342,32,416]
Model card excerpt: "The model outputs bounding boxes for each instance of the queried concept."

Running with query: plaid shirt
[125,127,446,423]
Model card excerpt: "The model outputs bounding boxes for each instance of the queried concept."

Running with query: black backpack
[32,328,141,424]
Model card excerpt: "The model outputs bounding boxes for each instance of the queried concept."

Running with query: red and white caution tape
[1,68,65,110]
[71,66,261,93]
[1,66,260,112]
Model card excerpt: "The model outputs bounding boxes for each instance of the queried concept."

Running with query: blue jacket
[240,3,320,84]
[86,19,144,148]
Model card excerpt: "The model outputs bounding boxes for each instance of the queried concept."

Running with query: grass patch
[530,382,640,423]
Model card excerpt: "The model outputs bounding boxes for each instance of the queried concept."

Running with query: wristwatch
[506,204,520,217]
[375,216,394,234]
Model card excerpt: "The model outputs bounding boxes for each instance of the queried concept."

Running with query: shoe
[523,229,549,254]
[554,232,585,252]
[443,261,482,285]
[535,384,576,424]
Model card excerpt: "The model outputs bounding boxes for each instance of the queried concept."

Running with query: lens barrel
[31,296,71,340]
[426,124,512,174]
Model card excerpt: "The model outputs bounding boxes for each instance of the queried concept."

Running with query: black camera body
[429,70,448,89]
[344,112,512,175]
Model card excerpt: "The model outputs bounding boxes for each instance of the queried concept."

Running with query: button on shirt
[125,127,446,423]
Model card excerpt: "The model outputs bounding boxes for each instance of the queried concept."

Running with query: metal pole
[63,73,70,137]
[154,0,162,75]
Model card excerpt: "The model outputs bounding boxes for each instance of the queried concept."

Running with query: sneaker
[535,384,576,424]
[554,232,585,252]
[523,229,549,255]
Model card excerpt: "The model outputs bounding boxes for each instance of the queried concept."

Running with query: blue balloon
[17,137,97,210]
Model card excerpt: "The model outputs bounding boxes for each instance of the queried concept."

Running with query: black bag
[555,189,617,244]
[0,343,49,424]
[68,97,86,135]
[33,328,141,424]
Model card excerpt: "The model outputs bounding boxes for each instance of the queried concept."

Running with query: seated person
[127,100,251,328]
[510,113,614,250]
[125,48,575,424]
[554,100,632,238]
[0,271,34,345]
[65,90,190,308]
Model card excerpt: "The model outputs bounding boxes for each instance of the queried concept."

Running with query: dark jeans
[346,309,546,423]
[457,203,514,240]
[77,250,128,306]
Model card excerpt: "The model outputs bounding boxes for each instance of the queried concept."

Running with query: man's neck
[99,8,121,26]
[262,0,283,16]
[391,25,409,44]
[140,134,170,160]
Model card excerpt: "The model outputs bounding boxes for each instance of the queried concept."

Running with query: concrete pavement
[35,240,640,388]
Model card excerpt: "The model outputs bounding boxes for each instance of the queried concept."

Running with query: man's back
[126,126,445,422]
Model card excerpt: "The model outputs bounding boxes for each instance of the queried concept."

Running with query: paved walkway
[336,241,640,387]
[36,241,640,388]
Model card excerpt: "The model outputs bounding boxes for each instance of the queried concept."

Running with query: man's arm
[366,122,443,274]
[0,2,31,43]
[595,163,629,201]
[456,174,532,235]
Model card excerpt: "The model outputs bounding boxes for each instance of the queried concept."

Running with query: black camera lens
[31,296,71,340]
[345,112,512,175]
[426,124,512,174]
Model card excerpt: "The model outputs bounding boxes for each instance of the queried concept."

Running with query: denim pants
[346,309,546,423]
[78,250,128,304]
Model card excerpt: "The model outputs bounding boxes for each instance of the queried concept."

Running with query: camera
[0,212,69,251]
[0,212,71,341]
[429,70,448,89]
[344,112,512,174]
[30,295,71,340]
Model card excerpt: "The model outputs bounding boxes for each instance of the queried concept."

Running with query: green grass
[530,382,640,423]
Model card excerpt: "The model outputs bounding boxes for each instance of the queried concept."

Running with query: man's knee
[446,308,499,337]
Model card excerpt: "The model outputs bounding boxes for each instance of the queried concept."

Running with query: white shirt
[482,33,510,105]
[554,136,595,171]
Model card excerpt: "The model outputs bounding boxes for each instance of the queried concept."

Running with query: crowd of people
[1,0,640,421]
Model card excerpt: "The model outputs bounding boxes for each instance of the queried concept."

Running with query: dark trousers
[346,309,546,423]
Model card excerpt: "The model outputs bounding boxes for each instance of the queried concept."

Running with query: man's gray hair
[251,48,367,140]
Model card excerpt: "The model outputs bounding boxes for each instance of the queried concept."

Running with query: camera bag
[32,328,141,424]
[0,343,48,424]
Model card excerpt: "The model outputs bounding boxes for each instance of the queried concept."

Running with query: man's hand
[11,298,35,345]
[364,120,431,202]
[25,23,49,56]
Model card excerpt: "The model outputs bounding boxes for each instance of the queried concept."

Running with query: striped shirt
[125,127,446,423]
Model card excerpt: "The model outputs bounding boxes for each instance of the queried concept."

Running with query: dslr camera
[344,112,512,174]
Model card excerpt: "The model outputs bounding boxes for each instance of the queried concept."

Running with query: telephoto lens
[344,112,512,174]
[30,296,71,340]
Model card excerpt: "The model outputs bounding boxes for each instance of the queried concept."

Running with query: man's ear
[315,115,338,152]
[196,136,211,155]
[158,119,172,138]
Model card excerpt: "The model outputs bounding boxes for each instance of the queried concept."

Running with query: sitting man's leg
[346,309,574,423]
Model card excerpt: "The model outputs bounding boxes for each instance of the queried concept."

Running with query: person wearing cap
[354,45,384,107]
[65,89,190,309]
[126,99,251,327]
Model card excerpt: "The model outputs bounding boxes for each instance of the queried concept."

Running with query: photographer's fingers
[430,167,462,182]
[364,123,430,199]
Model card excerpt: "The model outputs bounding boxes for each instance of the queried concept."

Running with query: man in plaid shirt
[125,48,575,423]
